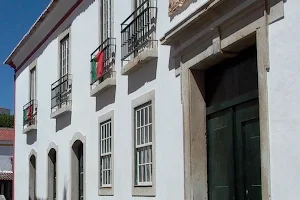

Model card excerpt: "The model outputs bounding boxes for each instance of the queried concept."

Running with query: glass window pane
[141,127,144,145]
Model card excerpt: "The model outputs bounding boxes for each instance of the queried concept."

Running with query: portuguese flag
[23,105,32,123]
[91,50,104,82]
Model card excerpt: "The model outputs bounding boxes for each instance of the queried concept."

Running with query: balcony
[50,74,72,119]
[121,0,158,75]
[23,100,37,134]
[90,38,116,97]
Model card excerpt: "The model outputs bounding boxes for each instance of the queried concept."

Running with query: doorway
[205,46,262,200]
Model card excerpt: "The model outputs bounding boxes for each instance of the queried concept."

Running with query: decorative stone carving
[169,0,188,16]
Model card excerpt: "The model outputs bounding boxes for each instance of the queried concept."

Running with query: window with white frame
[29,67,36,101]
[60,35,69,77]
[101,0,112,42]
[134,101,153,186]
[100,119,112,187]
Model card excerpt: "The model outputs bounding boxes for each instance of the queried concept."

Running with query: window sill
[50,105,72,119]
[132,185,156,197]
[121,48,158,75]
[23,124,37,134]
[98,187,114,196]
[90,77,116,97]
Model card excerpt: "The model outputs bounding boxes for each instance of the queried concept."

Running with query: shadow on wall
[56,112,72,132]
[15,0,97,78]
[95,87,116,111]
[128,59,158,94]
[168,46,180,72]
[26,130,37,145]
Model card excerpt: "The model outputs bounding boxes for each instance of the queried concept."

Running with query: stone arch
[47,142,58,154]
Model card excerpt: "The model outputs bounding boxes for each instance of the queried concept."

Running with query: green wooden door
[207,99,261,200]
[235,100,262,200]
[207,108,235,200]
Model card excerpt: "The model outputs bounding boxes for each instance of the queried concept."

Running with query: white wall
[14,0,191,199]
[268,0,300,199]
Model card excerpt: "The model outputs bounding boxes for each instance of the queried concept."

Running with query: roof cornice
[3,0,60,68]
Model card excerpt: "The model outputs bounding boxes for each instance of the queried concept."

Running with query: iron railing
[90,38,116,86]
[121,0,157,61]
[23,99,37,128]
[51,74,72,112]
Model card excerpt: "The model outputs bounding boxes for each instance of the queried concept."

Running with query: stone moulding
[169,0,189,16]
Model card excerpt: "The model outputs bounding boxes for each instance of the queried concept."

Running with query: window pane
[100,120,112,186]
[137,128,140,146]
[137,110,140,127]
[139,165,142,182]
[149,125,152,143]
[134,102,153,185]
[141,127,144,145]
[141,109,144,126]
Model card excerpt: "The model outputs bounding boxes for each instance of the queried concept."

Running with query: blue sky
[0,1,49,114]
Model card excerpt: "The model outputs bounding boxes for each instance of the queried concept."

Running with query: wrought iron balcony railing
[51,74,72,113]
[90,38,116,87]
[121,0,157,62]
[23,99,37,128]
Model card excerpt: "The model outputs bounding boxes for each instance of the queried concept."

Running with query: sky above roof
[0,1,49,113]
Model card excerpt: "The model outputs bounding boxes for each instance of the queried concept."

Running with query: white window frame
[98,111,114,196]
[131,90,156,197]
[134,102,153,186]
[100,120,112,187]
[59,35,70,78]
[100,0,114,43]
[29,66,37,101]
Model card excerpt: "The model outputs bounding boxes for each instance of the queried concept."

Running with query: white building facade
[3,0,300,200]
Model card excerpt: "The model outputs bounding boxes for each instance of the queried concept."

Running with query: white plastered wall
[268,0,300,199]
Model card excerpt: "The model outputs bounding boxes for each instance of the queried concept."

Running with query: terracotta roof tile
[0,128,14,141]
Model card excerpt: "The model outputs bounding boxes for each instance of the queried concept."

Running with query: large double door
[205,46,262,200]
[207,98,261,200]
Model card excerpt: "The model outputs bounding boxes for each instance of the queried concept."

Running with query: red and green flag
[91,50,105,82]
[23,105,32,123]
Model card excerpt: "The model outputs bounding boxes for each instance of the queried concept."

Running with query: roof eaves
[3,0,60,68]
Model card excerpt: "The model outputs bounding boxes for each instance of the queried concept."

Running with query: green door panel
[235,100,262,200]
[208,108,235,200]
[207,100,262,200]
[242,118,262,200]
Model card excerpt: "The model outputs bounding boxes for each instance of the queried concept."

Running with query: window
[101,0,113,42]
[26,66,37,128]
[100,120,112,187]
[120,0,157,66]
[98,111,114,196]
[29,67,36,101]
[132,91,155,196]
[134,102,153,186]
[48,149,57,200]
[60,35,70,78]
[71,140,84,200]
[29,155,36,200]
